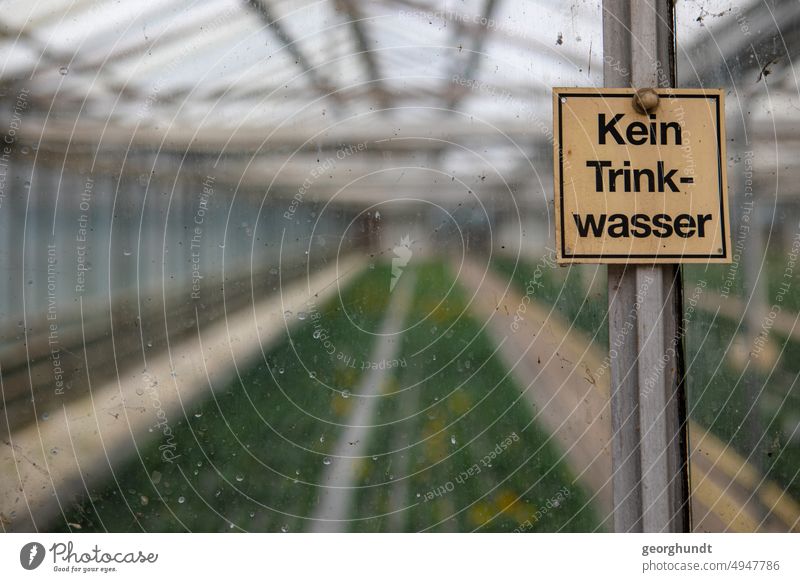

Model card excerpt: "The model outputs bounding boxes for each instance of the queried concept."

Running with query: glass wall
[677,0,800,532]
[0,0,613,532]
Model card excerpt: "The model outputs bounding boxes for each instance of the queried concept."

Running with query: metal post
[603,0,690,533]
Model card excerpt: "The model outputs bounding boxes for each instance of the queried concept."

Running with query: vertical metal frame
[603,0,691,533]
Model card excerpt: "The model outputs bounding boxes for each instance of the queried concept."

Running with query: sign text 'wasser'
[553,88,731,264]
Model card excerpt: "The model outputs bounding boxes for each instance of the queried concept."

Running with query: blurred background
[0,0,798,533]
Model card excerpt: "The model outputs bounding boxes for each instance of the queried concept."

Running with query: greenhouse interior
[1,0,799,534]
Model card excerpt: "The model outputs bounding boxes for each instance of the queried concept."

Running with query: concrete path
[311,274,415,532]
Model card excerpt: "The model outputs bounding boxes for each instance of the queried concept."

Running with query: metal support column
[603,0,691,533]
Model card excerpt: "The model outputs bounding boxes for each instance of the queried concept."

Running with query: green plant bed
[347,261,601,532]
[56,265,392,532]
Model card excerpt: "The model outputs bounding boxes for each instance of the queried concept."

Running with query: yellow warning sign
[553,87,730,264]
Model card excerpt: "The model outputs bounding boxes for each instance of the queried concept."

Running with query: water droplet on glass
[312,330,321,339]
[322,457,332,465]
[58,66,68,75]
[283,310,292,318]
[297,311,307,320]
[194,412,203,418]
[341,390,350,399]
[319,435,325,443]
[150,471,162,484]
[235,474,244,482]
[140,495,149,506]
[372,456,378,461]
[177,496,185,504]
[123,250,132,256]
[450,435,457,445]
[278,367,285,375]
[41,412,49,421]
[269,267,278,275]
[280,524,289,532]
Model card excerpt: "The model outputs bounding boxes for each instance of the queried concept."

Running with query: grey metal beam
[30,149,527,203]
[384,0,591,68]
[603,0,641,534]
[0,19,69,83]
[158,72,543,117]
[604,0,690,533]
[335,0,392,109]
[445,0,499,111]
[630,0,684,535]
[245,0,343,108]
[0,13,149,105]
[15,116,539,152]
[64,3,245,80]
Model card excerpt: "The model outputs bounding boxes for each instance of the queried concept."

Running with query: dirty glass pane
[677,0,800,532]
[0,0,611,533]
